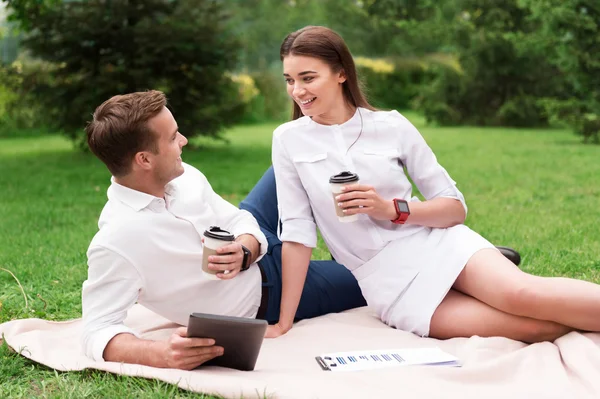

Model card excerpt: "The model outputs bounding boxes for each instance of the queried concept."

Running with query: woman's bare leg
[429,289,571,342]
[453,248,600,331]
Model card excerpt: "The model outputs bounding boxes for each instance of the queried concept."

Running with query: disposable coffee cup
[202,226,235,280]
[329,171,360,223]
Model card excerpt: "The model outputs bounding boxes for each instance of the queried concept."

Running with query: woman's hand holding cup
[336,184,397,221]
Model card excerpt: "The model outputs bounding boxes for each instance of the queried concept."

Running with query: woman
[239,166,519,326]
[266,25,600,342]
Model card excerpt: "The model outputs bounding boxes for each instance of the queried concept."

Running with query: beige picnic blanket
[1,305,600,399]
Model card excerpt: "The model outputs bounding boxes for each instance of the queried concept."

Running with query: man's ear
[338,69,347,84]
[132,151,152,171]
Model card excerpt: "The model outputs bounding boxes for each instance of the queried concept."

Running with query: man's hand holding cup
[202,226,244,280]
[207,241,245,280]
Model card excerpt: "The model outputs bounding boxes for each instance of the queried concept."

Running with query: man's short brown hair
[86,90,166,177]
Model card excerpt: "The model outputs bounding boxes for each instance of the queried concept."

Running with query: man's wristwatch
[391,198,410,224]
[240,244,252,271]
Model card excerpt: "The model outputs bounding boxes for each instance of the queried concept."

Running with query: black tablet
[187,312,268,371]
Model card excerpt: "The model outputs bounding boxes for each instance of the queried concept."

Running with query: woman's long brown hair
[280,26,375,120]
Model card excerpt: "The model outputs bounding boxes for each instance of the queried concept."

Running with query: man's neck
[115,173,166,199]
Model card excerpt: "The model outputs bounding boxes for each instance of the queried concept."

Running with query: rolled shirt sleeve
[390,111,468,215]
[82,246,143,362]
[200,173,268,261]
[272,129,318,248]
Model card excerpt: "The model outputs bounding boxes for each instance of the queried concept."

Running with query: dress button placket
[333,126,356,171]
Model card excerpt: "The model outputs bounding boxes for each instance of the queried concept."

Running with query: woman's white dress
[272,107,495,336]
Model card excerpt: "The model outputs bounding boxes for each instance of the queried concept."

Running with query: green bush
[0,68,18,122]
[229,71,288,124]
[229,68,290,124]
[248,69,290,123]
[0,58,54,137]
[415,63,552,128]
[497,95,548,128]
[358,67,420,111]
[355,57,425,111]
[541,99,600,144]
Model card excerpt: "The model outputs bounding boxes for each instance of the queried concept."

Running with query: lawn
[1,115,599,397]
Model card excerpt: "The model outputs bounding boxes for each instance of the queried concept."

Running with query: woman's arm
[335,111,470,229]
[336,184,466,228]
[267,129,318,337]
[265,242,312,338]
[393,111,469,226]
[404,197,465,227]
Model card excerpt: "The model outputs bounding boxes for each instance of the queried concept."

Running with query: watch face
[396,200,410,213]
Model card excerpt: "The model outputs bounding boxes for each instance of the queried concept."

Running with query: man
[82,90,367,370]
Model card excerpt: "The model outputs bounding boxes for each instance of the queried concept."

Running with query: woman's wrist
[277,315,294,330]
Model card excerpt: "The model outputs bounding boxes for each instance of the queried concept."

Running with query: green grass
[1,116,599,397]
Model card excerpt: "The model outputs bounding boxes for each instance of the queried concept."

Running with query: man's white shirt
[82,162,267,362]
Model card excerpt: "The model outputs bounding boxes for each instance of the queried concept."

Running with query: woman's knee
[518,319,570,343]
[501,275,546,316]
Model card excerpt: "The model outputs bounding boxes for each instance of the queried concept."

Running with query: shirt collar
[164,181,178,197]
[107,178,160,212]
[308,107,361,129]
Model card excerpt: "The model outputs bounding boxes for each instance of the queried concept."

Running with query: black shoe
[495,246,521,266]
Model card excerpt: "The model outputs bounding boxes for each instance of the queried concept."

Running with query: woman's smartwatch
[240,244,252,271]
[391,198,410,224]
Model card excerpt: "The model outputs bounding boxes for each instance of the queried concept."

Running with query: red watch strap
[392,213,409,224]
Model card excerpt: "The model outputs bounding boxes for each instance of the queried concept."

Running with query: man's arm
[104,328,223,370]
[83,246,223,368]
[82,246,144,361]
[198,172,268,261]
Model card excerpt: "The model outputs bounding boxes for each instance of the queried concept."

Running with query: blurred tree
[415,0,566,127]
[3,0,243,146]
[359,0,454,55]
[521,0,600,143]
[228,0,331,71]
